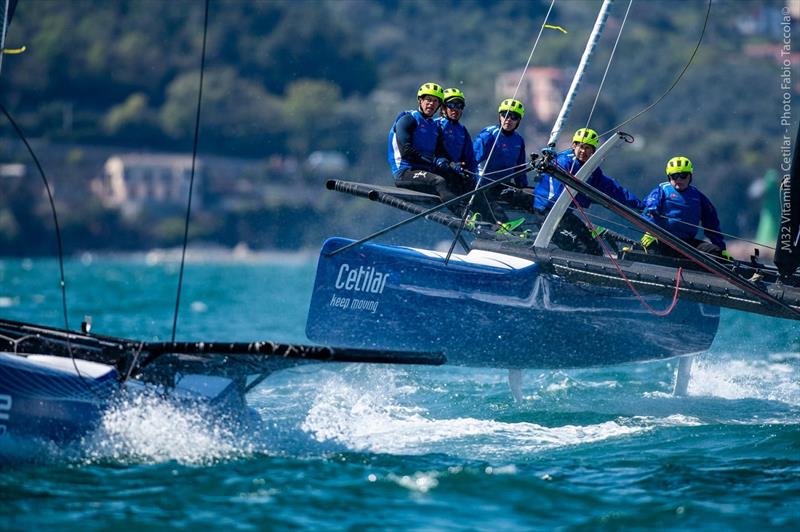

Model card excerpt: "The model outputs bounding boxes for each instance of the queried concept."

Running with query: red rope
[564,187,682,316]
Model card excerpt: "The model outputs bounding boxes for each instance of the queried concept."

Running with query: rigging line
[445,0,557,262]
[0,102,106,396]
[599,0,712,137]
[0,105,69,331]
[327,166,532,258]
[462,162,530,179]
[647,213,776,252]
[170,0,210,343]
[564,184,681,316]
[553,162,800,318]
[500,173,775,253]
[584,0,632,129]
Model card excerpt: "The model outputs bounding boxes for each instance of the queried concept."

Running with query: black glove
[434,157,449,170]
[448,161,465,175]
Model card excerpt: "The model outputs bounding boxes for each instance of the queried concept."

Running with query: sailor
[435,87,478,193]
[472,98,529,222]
[434,87,498,224]
[388,82,463,207]
[641,156,732,259]
[533,127,643,254]
[533,128,643,213]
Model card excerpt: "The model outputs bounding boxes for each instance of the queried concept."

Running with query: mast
[547,0,614,147]
[0,0,18,77]
[774,119,800,278]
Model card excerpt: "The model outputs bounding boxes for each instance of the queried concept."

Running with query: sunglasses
[670,172,691,180]
[500,112,521,121]
[445,101,465,110]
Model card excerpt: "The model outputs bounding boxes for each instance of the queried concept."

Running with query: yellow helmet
[417,82,444,101]
[572,128,599,148]
[666,156,693,176]
[442,88,465,103]
[498,98,525,118]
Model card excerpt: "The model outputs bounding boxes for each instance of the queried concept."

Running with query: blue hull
[0,352,257,452]
[0,353,118,443]
[306,238,720,368]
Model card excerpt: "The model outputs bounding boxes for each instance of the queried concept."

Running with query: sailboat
[0,0,443,453]
[305,1,800,397]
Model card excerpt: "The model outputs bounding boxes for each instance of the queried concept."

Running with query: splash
[688,358,800,404]
[81,391,259,465]
[300,366,654,458]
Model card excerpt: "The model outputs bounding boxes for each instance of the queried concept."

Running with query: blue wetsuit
[436,116,477,186]
[533,149,643,212]
[473,125,528,187]
[387,110,441,177]
[642,181,726,250]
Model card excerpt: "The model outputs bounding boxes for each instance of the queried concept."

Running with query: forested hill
[0,0,796,251]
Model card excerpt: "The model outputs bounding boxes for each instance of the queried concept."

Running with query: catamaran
[0,0,445,454]
[1,0,798,452]
[305,0,800,399]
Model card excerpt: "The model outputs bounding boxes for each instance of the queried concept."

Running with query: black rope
[0,103,69,331]
[171,0,210,343]
[600,0,712,136]
[0,103,110,397]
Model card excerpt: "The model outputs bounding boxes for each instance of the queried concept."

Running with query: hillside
[0,0,796,253]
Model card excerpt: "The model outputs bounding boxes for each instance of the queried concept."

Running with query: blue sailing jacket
[533,149,643,212]
[643,181,726,250]
[435,116,478,182]
[387,110,440,176]
[473,125,528,187]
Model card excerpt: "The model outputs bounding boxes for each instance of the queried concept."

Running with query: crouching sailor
[640,156,732,260]
[534,127,644,254]
[388,82,464,210]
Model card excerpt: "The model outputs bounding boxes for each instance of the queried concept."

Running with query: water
[1,255,799,529]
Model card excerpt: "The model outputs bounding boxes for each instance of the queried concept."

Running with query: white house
[95,153,204,213]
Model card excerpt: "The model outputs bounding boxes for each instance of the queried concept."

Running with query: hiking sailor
[388,82,464,209]
[472,98,530,223]
[640,156,732,259]
[534,127,644,254]
[534,127,643,213]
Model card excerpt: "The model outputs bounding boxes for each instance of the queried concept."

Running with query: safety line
[171,0,210,343]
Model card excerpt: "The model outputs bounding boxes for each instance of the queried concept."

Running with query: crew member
[641,156,732,259]
[533,127,643,254]
[534,128,643,212]
[435,87,477,193]
[472,98,529,222]
[388,82,462,206]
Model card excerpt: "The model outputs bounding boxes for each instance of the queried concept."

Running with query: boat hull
[0,352,260,455]
[0,353,118,443]
[306,238,720,368]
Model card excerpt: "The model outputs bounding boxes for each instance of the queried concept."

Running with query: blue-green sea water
[1,254,799,530]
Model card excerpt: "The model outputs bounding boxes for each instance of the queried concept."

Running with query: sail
[774,119,800,278]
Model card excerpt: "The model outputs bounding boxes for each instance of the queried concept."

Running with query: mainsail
[775,119,800,278]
